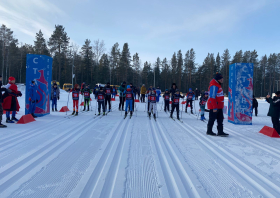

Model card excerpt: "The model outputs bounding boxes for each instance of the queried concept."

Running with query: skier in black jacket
[170,89,184,119]
[104,82,112,112]
[252,95,258,116]
[163,89,170,112]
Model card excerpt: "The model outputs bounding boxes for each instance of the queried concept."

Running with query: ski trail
[177,120,280,198]
[99,118,131,198]
[148,118,182,198]
[0,115,101,196]
[79,118,128,198]
[123,116,161,198]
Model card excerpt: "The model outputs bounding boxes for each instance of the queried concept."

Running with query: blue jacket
[156,89,161,102]
[29,84,37,101]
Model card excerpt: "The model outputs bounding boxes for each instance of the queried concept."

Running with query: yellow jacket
[140,86,146,94]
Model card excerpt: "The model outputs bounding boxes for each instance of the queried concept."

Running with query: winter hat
[107,82,110,85]
[276,91,280,96]
[0,75,2,77]
[123,81,126,84]
[189,88,192,91]
[176,89,179,92]
[152,87,156,90]
[8,76,15,82]
[127,85,130,89]
[215,72,223,81]
[165,89,168,91]
[100,86,103,90]
[172,83,176,86]
[204,92,209,95]
[74,84,79,89]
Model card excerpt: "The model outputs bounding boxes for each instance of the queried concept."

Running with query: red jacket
[2,84,21,111]
[207,79,224,109]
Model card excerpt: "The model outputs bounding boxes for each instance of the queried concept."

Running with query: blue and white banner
[228,63,254,125]
[25,54,53,116]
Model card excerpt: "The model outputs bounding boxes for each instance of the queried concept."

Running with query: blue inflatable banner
[228,63,254,125]
[25,54,53,117]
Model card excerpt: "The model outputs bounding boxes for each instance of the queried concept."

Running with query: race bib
[174,98,179,103]
[151,96,156,101]
[106,90,111,94]
[98,95,104,100]
[165,96,169,100]
[127,94,132,98]
[84,92,89,96]
[74,93,78,97]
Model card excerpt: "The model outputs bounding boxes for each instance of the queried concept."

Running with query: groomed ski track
[0,93,280,198]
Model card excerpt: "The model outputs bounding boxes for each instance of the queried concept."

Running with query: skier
[82,84,92,111]
[124,85,133,118]
[170,89,184,120]
[185,88,195,114]
[94,85,99,100]
[163,89,170,112]
[112,86,117,99]
[146,86,153,114]
[70,84,80,116]
[253,95,258,116]
[104,82,112,112]
[129,83,135,111]
[140,84,146,102]
[118,81,126,111]
[156,87,161,103]
[0,75,10,127]
[28,80,38,117]
[207,73,228,136]
[169,83,177,97]
[97,87,106,115]
[51,83,60,112]
[149,88,157,119]
[2,77,21,123]
[199,92,209,121]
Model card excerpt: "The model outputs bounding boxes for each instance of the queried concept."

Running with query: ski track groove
[79,117,127,198]
[123,116,160,198]
[148,117,183,198]
[0,111,110,196]
[175,116,280,198]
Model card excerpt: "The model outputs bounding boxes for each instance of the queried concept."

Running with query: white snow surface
[0,90,280,198]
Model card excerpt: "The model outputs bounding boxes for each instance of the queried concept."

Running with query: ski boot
[177,115,180,120]
[170,113,173,118]
[0,123,7,128]
[6,118,14,123]
[98,112,101,115]
[103,112,105,116]
[55,108,58,112]
[185,109,187,113]
[87,106,90,111]
[11,117,19,122]
[154,113,156,119]
[191,110,193,114]
[32,113,37,118]
[75,112,78,116]
[72,111,75,115]
[83,106,86,111]
[201,115,206,121]
[52,108,54,112]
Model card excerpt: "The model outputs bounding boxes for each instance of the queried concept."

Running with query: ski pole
[66,92,70,116]
[181,99,183,119]
[95,100,97,115]
[194,99,196,114]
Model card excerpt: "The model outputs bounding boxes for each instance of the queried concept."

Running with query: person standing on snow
[206,73,229,136]
[266,91,280,134]
[185,88,195,114]
[156,87,161,103]
[199,92,209,121]
[97,87,106,115]
[51,83,60,112]
[104,82,112,112]
[170,89,184,120]
[149,88,158,119]
[81,84,92,111]
[70,84,80,116]
[195,88,200,100]
[0,75,10,127]
[124,85,133,117]
[28,81,38,117]
[118,81,126,111]
[129,83,135,111]
[140,84,146,102]
[253,95,258,116]
[112,86,117,99]
[163,89,170,112]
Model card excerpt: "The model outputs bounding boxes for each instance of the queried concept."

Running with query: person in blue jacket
[185,88,195,114]
[51,83,60,111]
[156,87,161,102]
[28,80,38,118]
[124,85,133,117]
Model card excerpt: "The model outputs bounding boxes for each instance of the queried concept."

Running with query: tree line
[0,24,279,96]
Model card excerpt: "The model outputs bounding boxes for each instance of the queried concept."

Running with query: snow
[0,89,280,198]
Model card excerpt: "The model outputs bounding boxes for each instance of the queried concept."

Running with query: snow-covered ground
[0,89,280,198]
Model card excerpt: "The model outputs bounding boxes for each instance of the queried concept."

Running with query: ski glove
[58,96,60,100]
[18,92,22,97]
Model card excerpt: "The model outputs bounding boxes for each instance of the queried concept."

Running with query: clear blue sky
[1,0,280,66]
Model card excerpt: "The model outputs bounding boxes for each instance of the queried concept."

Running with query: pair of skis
[170,117,183,123]
[124,114,133,119]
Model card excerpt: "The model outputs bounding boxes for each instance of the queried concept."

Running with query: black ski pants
[98,101,105,113]
[253,106,258,116]
[119,96,125,110]
[141,94,145,102]
[171,104,179,117]
[105,96,111,110]
[272,117,280,134]
[207,109,223,134]
[164,100,170,111]
[186,100,193,111]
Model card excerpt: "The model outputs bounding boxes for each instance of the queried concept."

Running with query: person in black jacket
[170,89,184,119]
[252,95,258,116]
[104,82,112,112]
[266,91,280,134]
[169,83,177,97]
[195,88,200,100]
[163,89,170,112]
[0,75,10,127]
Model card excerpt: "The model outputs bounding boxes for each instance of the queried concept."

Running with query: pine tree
[221,49,231,95]
[132,53,140,86]
[119,43,131,82]
[48,25,70,83]
[109,43,120,84]
[171,52,177,84]
[177,50,183,89]
[34,30,49,55]
[154,57,161,87]
[81,39,94,84]
[215,52,221,73]
[161,58,170,89]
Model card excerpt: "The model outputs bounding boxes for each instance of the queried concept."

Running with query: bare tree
[92,39,106,62]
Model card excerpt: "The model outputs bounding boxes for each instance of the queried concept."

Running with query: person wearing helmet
[170,89,184,119]
[163,89,170,112]
[185,88,195,114]
[199,91,209,121]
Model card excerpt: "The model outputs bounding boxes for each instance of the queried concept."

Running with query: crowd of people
[0,73,279,137]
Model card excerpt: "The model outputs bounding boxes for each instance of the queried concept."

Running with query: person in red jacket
[206,73,229,136]
[2,77,21,123]
[70,84,80,116]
